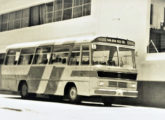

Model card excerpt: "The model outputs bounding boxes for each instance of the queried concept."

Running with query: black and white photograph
[0,0,165,120]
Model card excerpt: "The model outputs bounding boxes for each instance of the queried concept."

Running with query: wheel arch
[64,82,77,96]
[18,80,27,92]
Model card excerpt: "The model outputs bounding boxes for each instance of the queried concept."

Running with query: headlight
[98,81,105,86]
[127,83,137,88]
[98,81,109,87]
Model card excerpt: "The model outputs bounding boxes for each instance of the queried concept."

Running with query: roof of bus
[6,36,135,49]
[6,36,98,49]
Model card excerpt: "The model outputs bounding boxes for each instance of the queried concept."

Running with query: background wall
[95,0,150,66]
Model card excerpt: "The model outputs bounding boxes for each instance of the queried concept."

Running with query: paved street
[0,94,165,120]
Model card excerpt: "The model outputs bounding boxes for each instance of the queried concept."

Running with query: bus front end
[89,38,138,104]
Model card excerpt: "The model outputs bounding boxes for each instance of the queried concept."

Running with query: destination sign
[94,37,135,46]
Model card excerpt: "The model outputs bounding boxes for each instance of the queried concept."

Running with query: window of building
[50,45,71,65]
[0,8,30,31]
[73,0,91,18]
[150,4,153,25]
[46,2,54,23]
[33,46,52,64]
[5,49,21,65]
[54,0,62,22]
[14,10,22,29]
[83,2,91,16]
[1,14,9,31]
[30,6,40,26]
[22,8,30,27]
[69,45,80,65]
[8,12,15,30]
[73,0,83,18]
[18,48,35,65]
[0,0,91,32]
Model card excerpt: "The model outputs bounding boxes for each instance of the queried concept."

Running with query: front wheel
[20,83,29,99]
[102,98,113,106]
[68,86,80,103]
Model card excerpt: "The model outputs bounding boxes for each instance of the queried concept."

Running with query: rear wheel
[20,83,29,99]
[68,86,80,103]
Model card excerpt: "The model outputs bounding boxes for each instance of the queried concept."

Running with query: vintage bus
[0,36,137,105]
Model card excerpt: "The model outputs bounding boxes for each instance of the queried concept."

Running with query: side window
[5,49,20,65]
[33,46,51,64]
[50,45,70,65]
[69,45,80,65]
[81,45,90,65]
[0,53,5,65]
[18,48,35,65]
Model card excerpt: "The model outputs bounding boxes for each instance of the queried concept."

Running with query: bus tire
[103,101,112,106]
[102,98,113,106]
[20,82,29,99]
[68,85,80,103]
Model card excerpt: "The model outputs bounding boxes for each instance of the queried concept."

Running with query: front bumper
[94,89,138,98]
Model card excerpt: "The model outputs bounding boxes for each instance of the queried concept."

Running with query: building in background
[0,0,149,58]
[1,0,165,107]
[137,0,165,107]
[148,0,165,53]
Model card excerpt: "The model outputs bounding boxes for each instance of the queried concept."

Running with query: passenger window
[82,45,89,65]
[33,46,51,64]
[50,45,70,65]
[0,53,5,65]
[18,48,35,65]
[69,45,80,65]
[5,49,21,65]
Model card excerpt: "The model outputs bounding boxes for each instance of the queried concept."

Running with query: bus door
[29,45,52,93]
[35,45,70,95]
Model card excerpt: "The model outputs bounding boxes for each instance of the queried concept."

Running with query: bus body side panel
[37,66,92,96]
[0,65,30,91]
[58,66,96,96]
[0,66,2,89]
[37,66,65,95]
[27,66,45,93]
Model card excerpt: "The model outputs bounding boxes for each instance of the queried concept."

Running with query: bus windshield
[119,47,135,69]
[92,44,135,69]
[92,45,119,66]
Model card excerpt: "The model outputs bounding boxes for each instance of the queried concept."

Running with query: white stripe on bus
[36,66,54,94]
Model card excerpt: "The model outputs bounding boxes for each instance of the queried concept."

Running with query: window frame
[4,49,21,65]
[80,44,91,65]
[50,44,72,65]
[18,47,35,65]
[32,45,52,65]
[69,44,81,65]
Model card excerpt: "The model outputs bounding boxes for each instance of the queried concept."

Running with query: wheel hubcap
[70,87,77,100]
[22,84,27,96]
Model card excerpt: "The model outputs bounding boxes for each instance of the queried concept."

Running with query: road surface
[0,94,165,120]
